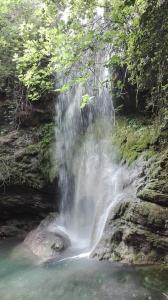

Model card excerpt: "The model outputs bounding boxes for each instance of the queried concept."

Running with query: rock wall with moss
[92,107,168,264]
[0,96,58,238]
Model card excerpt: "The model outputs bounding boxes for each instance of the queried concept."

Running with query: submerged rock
[24,213,71,259]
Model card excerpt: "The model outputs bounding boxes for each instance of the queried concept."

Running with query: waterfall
[52,49,134,254]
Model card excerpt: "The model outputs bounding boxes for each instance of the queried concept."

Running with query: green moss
[0,122,57,191]
[142,150,156,160]
[25,144,41,156]
[26,122,57,186]
[112,117,157,164]
[40,122,55,146]
[39,122,57,184]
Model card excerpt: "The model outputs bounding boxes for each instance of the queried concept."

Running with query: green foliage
[26,122,56,186]
[0,0,41,94]
[126,0,168,110]
[80,94,94,109]
[40,122,55,146]
[0,0,167,110]
[107,55,121,67]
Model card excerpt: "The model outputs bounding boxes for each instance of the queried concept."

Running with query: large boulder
[24,213,71,260]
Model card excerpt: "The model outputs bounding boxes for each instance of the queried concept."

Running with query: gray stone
[24,213,71,259]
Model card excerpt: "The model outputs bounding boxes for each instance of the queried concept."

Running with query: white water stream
[51,49,135,255]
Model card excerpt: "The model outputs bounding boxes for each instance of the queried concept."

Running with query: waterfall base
[24,213,71,260]
[1,238,168,300]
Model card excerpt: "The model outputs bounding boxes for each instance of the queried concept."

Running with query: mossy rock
[0,122,58,191]
[138,189,168,206]
[92,197,168,264]
[112,117,157,164]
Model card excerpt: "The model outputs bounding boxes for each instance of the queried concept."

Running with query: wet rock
[24,213,71,259]
[92,150,168,264]
[91,199,168,264]
[92,112,168,264]
[25,231,65,258]
[137,149,168,207]
[137,189,168,206]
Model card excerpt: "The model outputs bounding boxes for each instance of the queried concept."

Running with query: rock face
[0,98,57,191]
[0,189,56,239]
[91,198,168,264]
[92,151,168,264]
[24,213,71,259]
[137,149,168,207]
[0,97,58,238]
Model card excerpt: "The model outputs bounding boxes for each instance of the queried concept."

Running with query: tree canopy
[0,0,167,111]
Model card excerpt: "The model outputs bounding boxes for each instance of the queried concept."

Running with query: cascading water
[52,48,135,255]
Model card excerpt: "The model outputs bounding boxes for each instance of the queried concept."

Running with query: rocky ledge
[0,189,56,239]
[92,149,168,264]
[91,198,168,264]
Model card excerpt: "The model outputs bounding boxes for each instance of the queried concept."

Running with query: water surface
[0,240,167,300]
